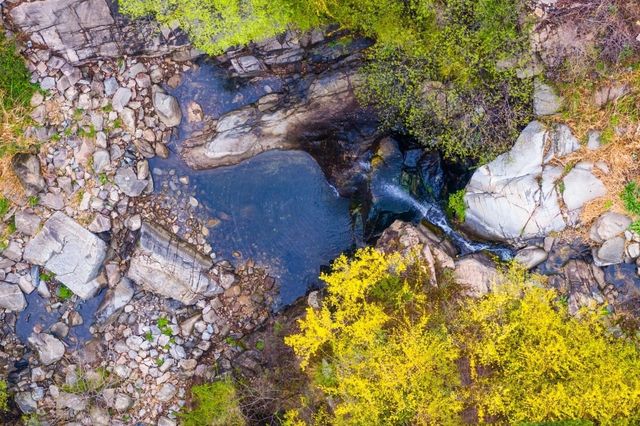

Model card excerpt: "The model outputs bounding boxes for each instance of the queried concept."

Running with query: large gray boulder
[126,223,221,304]
[464,121,605,242]
[28,333,65,365]
[24,212,107,299]
[464,121,566,242]
[7,0,190,65]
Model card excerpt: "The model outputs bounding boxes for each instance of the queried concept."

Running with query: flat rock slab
[23,212,107,299]
[127,223,220,305]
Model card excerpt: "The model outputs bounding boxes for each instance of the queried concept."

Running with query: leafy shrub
[0,34,39,159]
[56,284,74,301]
[287,249,640,424]
[118,0,322,56]
[286,248,463,424]
[119,0,532,160]
[447,189,466,222]
[463,271,640,423]
[180,378,246,426]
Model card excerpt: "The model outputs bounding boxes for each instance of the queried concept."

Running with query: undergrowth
[180,378,246,426]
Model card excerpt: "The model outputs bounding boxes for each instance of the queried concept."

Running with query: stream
[150,59,512,307]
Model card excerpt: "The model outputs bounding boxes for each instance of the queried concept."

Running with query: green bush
[118,0,322,56]
[621,181,640,233]
[447,189,466,222]
[119,0,532,161]
[180,378,246,426]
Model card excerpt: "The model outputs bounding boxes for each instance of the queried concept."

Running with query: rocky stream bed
[0,0,639,424]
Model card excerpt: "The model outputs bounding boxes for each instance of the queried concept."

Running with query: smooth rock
[12,153,46,195]
[56,392,87,411]
[96,278,135,323]
[156,383,176,402]
[562,166,606,211]
[127,223,220,304]
[15,211,41,236]
[0,282,26,311]
[464,121,565,241]
[112,87,132,112]
[514,247,549,269]
[594,236,626,266]
[152,86,182,127]
[15,391,37,413]
[533,80,562,115]
[454,254,499,298]
[28,333,65,365]
[24,212,107,299]
[115,167,147,197]
[590,212,632,243]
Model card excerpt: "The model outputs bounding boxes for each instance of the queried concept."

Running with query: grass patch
[179,378,246,426]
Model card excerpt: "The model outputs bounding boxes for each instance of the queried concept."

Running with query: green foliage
[0,379,8,412]
[446,189,466,222]
[156,317,173,336]
[118,0,321,56]
[286,248,463,424]
[463,269,640,423]
[118,0,532,160]
[27,196,39,208]
[179,378,246,426]
[287,249,640,424]
[39,270,55,283]
[357,0,532,161]
[57,284,74,301]
[61,367,111,395]
[0,197,11,216]
[0,34,38,110]
[621,181,640,233]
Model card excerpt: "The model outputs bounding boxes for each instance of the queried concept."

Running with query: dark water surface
[152,150,357,305]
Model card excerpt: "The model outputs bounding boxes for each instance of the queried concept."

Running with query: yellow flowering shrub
[286,249,640,425]
[463,273,640,424]
[285,248,463,425]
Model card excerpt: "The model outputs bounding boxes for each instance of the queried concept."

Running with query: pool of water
[152,150,359,305]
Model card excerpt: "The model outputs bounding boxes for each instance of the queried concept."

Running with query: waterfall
[378,183,513,260]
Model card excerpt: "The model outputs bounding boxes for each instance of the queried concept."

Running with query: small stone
[0,283,26,311]
[594,236,626,266]
[114,393,133,412]
[156,383,177,402]
[15,211,41,236]
[112,87,132,112]
[533,80,562,116]
[587,130,602,150]
[28,333,65,365]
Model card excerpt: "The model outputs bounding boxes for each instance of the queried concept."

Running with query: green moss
[447,189,467,222]
[179,378,246,426]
